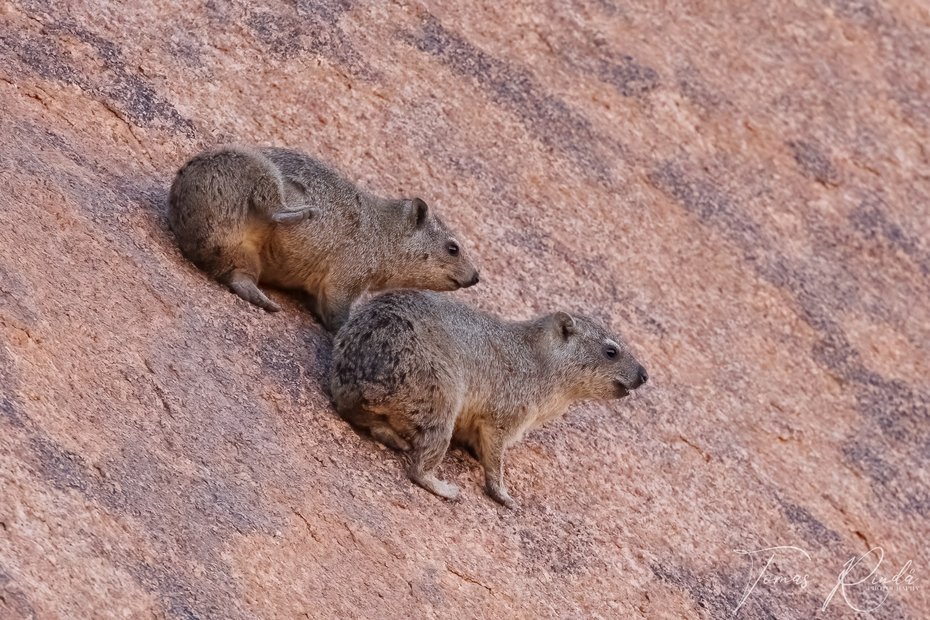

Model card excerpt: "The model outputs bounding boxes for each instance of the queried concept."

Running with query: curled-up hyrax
[168,146,479,330]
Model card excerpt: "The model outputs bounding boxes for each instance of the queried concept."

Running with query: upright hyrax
[168,146,479,330]
[330,290,648,508]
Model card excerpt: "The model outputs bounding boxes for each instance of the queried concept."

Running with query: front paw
[436,481,461,501]
[487,485,518,510]
[412,474,461,501]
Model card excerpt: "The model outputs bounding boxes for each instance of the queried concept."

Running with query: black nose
[634,365,648,388]
[467,272,480,287]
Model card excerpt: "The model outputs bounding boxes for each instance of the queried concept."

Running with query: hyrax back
[330,290,648,508]
[168,146,479,331]
[168,147,315,312]
[258,147,479,330]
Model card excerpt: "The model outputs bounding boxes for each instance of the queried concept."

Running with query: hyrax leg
[216,245,281,312]
[226,270,281,312]
[478,428,517,509]
[370,423,412,451]
[314,287,355,332]
[406,412,459,500]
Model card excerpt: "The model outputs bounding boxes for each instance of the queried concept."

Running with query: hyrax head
[383,198,479,291]
[545,312,647,400]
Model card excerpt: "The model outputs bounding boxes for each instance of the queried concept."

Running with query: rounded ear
[407,198,428,229]
[554,311,577,339]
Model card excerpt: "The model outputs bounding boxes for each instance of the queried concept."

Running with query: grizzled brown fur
[330,290,648,508]
[168,146,479,330]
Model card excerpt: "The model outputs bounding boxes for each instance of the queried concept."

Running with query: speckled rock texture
[1,1,928,618]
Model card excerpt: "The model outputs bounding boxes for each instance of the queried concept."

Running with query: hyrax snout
[330,290,647,508]
[168,146,479,330]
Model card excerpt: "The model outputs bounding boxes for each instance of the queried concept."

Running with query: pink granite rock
[0,0,927,617]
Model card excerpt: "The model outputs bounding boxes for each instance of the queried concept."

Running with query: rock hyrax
[169,146,317,312]
[169,146,479,330]
[330,290,648,508]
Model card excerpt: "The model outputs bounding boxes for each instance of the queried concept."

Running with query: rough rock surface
[1,1,928,617]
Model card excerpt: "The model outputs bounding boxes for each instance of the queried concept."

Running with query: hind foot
[486,484,518,510]
[370,424,411,451]
[226,271,281,312]
[410,473,460,501]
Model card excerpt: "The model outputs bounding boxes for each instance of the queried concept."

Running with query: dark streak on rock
[7,121,178,265]
[405,17,615,181]
[0,30,79,83]
[775,497,842,546]
[0,344,24,428]
[675,65,724,110]
[787,140,839,186]
[843,441,897,485]
[296,0,353,24]
[649,160,929,515]
[247,0,374,79]
[0,17,194,136]
[130,562,213,620]
[23,426,265,618]
[586,0,624,15]
[849,199,930,277]
[56,22,194,135]
[247,10,305,60]
[0,395,19,426]
[647,162,767,249]
[29,435,91,493]
[8,343,285,619]
[650,563,744,618]
[593,54,660,98]
[829,0,883,25]
[15,120,98,172]
[0,565,37,619]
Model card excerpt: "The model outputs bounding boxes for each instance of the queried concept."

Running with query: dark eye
[605,345,618,359]
[447,241,459,256]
